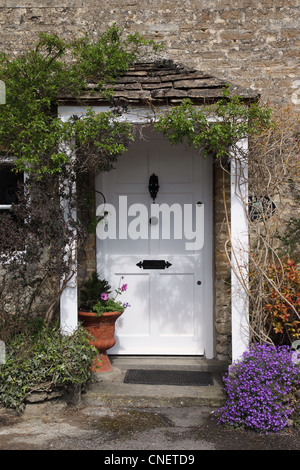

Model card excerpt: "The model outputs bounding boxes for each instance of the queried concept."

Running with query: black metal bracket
[136,260,172,270]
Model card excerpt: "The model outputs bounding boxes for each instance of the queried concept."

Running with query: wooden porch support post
[59,177,78,334]
[58,108,78,335]
[230,138,250,362]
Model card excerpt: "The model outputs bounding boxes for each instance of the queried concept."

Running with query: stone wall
[1,1,299,360]
[213,161,232,360]
[1,0,299,107]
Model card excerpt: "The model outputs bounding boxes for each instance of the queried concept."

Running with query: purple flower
[213,343,300,433]
[101,293,108,301]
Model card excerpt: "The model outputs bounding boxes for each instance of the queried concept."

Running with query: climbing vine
[156,100,300,346]
[155,91,272,159]
[0,26,162,176]
[0,26,162,326]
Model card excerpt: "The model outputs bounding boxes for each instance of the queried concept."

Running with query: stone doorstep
[82,356,228,408]
[109,355,229,371]
[6,357,227,413]
[0,356,228,414]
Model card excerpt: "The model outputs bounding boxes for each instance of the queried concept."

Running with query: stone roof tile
[59,60,259,105]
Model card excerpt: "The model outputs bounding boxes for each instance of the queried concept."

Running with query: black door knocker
[148,173,159,203]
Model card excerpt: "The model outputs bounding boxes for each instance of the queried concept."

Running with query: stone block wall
[1,1,299,359]
[213,160,232,360]
[1,0,299,106]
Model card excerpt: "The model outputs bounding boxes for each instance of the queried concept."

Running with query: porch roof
[58,60,259,106]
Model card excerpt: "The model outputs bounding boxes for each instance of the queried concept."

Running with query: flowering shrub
[214,343,300,433]
[93,277,130,316]
[79,272,111,312]
[263,259,300,343]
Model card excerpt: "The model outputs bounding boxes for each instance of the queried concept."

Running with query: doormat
[124,369,214,386]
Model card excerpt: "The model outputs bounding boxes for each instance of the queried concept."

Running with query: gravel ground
[0,399,299,451]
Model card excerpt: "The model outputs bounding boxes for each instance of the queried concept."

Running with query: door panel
[96,128,210,355]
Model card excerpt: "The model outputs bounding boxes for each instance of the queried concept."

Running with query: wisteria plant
[214,343,300,433]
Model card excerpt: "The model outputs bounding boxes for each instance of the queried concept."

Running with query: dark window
[0,165,23,214]
[0,165,25,253]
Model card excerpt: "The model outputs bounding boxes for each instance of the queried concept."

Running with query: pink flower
[101,293,108,301]
[121,284,127,292]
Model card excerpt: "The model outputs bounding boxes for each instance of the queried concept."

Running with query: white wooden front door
[96,127,213,355]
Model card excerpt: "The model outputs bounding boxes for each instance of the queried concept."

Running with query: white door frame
[58,105,249,362]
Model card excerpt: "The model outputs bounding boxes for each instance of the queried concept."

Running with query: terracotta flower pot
[78,310,123,372]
